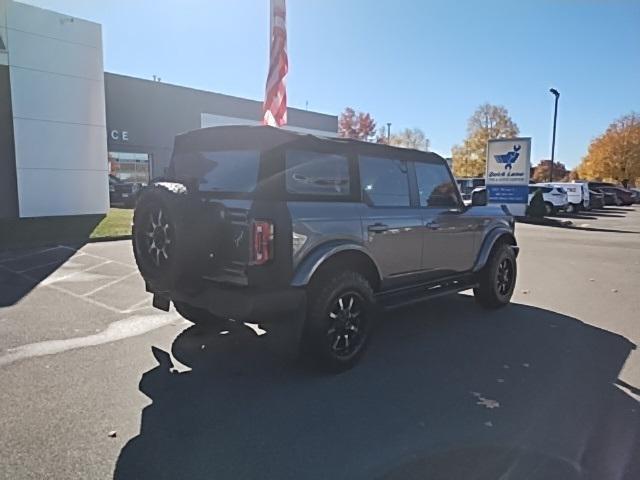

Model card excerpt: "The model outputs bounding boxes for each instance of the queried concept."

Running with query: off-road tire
[474,242,517,309]
[544,202,555,216]
[566,203,579,214]
[302,271,376,373]
[132,183,225,292]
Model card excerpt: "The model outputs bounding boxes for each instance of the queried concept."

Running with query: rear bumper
[149,282,306,323]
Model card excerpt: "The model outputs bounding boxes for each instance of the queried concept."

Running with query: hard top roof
[173,125,446,164]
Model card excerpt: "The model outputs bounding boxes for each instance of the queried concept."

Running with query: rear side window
[359,156,411,207]
[285,150,350,196]
[415,161,460,208]
[174,150,260,192]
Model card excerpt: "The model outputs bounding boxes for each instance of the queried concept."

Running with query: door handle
[368,223,389,233]
[426,221,440,230]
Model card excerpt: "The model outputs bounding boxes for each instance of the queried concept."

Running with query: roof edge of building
[104,71,337,122]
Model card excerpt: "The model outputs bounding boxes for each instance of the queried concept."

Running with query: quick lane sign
[485,138,531,216]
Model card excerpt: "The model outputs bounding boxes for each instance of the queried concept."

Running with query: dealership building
[0,0,337,219]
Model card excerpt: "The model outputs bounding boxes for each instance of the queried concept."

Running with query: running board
[376,275,478,311]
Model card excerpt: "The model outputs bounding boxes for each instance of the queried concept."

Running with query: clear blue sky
[22,0,640,168]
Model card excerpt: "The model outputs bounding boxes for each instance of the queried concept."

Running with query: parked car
[456,177,485,201]
[630,188,640,204]
[587,181,616,190]
[597,189,619,206]
[132,125,519,372]
[109,174,142,208]
[538,182,587,213]
[588,190,605,209]
[597,186,634,206]
[528,185,568,216]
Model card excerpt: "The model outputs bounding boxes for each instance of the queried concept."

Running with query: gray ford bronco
[133,125,518,371]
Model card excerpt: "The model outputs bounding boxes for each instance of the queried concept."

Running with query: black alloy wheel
[474,242,517,309]
[325,291,367,359]
[496,257,514,297]
[303,270,376,372]
[142,206,173,268]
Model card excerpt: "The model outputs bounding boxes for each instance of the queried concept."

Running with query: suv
[132,126,519,371]
[528,185,568,215]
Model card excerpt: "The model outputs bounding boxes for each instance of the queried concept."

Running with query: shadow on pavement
[114,295,639,480]
[0,245,81,307]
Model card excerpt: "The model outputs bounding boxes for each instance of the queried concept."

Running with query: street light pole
[549,88,560,182]
[386,122,391,143]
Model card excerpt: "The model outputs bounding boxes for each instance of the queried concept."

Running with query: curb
[0,234,132,252]
[88,234,132,243]
[516,217,573,227]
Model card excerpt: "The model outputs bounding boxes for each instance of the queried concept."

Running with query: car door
[358,155,424,285]
[414,160,481,276]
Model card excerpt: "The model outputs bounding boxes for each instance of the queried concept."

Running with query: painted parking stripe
[0,313,181,367]
[82,270,139,297]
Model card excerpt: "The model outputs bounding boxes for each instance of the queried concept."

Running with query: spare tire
[132,182,225,291]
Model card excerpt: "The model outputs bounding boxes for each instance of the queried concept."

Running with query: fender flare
[291,242,383,287]
[472,228,518,273]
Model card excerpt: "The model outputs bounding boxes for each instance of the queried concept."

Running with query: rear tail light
[251,220,274,265]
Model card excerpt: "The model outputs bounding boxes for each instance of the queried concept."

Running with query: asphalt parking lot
[1,206,639,479]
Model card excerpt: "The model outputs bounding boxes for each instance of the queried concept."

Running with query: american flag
[263,0,288,127]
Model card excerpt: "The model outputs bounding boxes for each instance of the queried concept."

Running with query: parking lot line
[122,298,153,312]
[0,246,62,264]
[58,244,134,268]
[82,270,139,298]
[40,260,113,285]
[0,263,128,314]
[16,253,87,274]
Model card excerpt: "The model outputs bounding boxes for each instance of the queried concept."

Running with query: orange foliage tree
[578,113,640,185]
[338,108,377,141]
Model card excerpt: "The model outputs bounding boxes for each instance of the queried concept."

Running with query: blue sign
[487,184,529,203]
[493,145,521,170]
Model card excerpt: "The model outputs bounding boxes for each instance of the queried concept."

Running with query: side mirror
[471,188,487,207]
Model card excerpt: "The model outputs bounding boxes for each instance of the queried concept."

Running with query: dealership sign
[109,129,129,142]
[485,138,531,216]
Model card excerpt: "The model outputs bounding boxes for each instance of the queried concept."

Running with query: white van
[538,182,589,213]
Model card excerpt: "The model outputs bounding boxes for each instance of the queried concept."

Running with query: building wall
[0,65,19,219]
[105,73,338,179]
[6,0,108,217]
[0,1,18,219]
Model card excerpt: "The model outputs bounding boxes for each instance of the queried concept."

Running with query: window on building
[359,156,411,207]
[415,161,460,208]
[108,152,151,184]
[285,150,350,196]
[0,34,6,51]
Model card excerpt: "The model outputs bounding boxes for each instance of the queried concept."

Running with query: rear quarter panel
[288,202,364,272]
[462,204,516,269]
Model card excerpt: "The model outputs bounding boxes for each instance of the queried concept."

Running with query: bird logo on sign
[494,145,521,170]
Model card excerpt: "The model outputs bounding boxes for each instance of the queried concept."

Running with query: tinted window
[174,150,260,192]
[285,150,350,196]
[415,161,459,208]
[359,156,411,207]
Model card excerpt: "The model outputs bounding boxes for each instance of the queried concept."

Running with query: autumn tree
[389,127,430,151]
[338,107,377,141]
[531,160,569,183]
[577,112,640,184]
[452,103,520,177]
